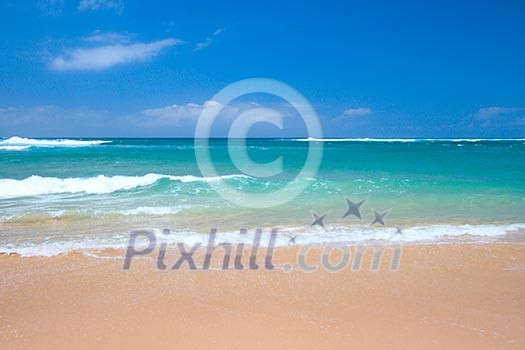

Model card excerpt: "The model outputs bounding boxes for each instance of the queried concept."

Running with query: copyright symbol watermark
[194,78,324,208]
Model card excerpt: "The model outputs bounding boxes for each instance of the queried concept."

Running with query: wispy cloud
[143,101,216,120]
[343,107,373,117]
[193,27,226,51]
[194,38,213,51]
[78,0,124,14]
[84,30,133,44]
[38,0,64,16]
[49,33,182,71]
[474,106,525,127]
[213,28,226,36]
[0,105,112,137]
[142,101,237,125]
[474,107,523,120]
[0,107,17,113]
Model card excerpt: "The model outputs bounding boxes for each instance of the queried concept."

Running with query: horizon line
[2,136,525,141]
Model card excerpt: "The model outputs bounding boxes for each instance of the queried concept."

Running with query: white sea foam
[0,238,124,257]
[0,173,248,198]
[294,137,418,142]
[1,223,524,257]
[0,206,193,222]
[0,136,111,147]
[283,223,525,244]
[292,137,525,142]
[117,206,188,216]
[0,145,31,151]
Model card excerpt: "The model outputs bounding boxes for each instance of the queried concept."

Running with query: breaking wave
[0,136,111,147]
[0,145,31,151]
[1,223,524,257]
[292,137,525,142]
[0,173,249,198]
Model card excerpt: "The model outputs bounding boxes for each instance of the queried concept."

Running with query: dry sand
[1,243,525,349]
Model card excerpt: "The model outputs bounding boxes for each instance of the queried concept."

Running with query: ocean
[1,136,524,256]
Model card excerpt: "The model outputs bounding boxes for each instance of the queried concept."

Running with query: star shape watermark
[370,209,389,226]
[342,197,366,220]
[310,212,328,227]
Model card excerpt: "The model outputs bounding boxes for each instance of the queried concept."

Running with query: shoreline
[1,243,525,349]
[2,222,525,258]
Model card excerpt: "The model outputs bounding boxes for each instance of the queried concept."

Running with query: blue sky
[0,0,524,137]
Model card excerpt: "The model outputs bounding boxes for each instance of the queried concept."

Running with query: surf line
[122,228,401,272]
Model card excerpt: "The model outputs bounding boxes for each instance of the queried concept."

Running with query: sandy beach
[1,243,524,349]
[3,0,525,348]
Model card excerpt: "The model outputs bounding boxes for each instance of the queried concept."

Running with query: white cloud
[193,38,213,51]
[474,106,525,127]
[0,101,325,137]
[49,38,182,71]
[474,107,523,120]
[193,28,225,51]
[144,101,215,119]
[213,28,226,36]
[0,105,109,137]
[0,107,17,113]
[343,107,373,117]
[78,0,123,14]
[38,0,64,16]
[84,31,132,44]
[142,101,236,125]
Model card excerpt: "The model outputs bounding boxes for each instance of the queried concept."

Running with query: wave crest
[0,145,31,151]
[1,223,524,257]
[0,173,248,198]
[0,136,111,147]
[292,137,525,142]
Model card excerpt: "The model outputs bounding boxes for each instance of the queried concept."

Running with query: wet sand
[1,243,525,349]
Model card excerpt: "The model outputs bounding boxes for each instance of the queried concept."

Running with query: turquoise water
[1,137,524,255]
